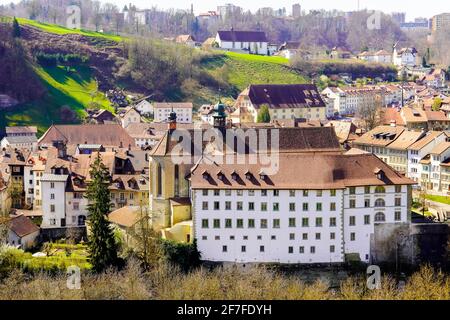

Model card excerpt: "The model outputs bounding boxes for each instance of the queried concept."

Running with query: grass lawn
[425,195,450,205]
[0,64,112,135]
[202,51,308,93]
[16,18,122,42]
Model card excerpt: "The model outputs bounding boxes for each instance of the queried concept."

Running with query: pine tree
[86,154,119,272]
[257,105,271,123]
[12,17,21,38]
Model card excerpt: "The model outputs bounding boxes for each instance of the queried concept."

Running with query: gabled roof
[8,215,39,238]
[430,142,450,155]
[217,30,267,42]
[409,131,445,151]
[246,84,325,109]
[108,206,142,228]
[38,124,135,148]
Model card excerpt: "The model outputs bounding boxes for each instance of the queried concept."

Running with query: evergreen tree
[86,154,119,272]
[257,105,271,123]
[12,17,21,38]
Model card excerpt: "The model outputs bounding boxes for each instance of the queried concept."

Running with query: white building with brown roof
[233,84,327,123]
[190,153,414,264]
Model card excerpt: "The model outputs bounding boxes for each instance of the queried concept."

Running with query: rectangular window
[202,189,208,196]
[316,217,323,227]
[364,215,371,225]
[230,236,235,240]
[225,219,232,228]
[50,193,55,200]
[349,187,356,195]
[273,203,279,211]
[315,233,321,240]
[248,202,255,211]
[50,182,55,189]
[350,233,356,241]
[248,190,255,196]
[214,201,220,210]
[330,203,336,211]
[261,202,267,211]
[349,216,356,226]
[330,232,336,240]
[237,219,244,228]
[237,202,243,210]
[202,219,208,228]
[213,219,220,228]
[225,201,231,210]
[273,190,279,196]
[330,217,336,227]
[364,186,371,194]
[302,233,308,240]
[302,203,309,211]
[302,218,309,227]
[310,246,316,254]
[316,203,322,211]
[289,233,295,240]
[261,190,267,196]
[349,199,356,208]
[289,203,296,212]
[330,189,336,197]
[330,245,335,253]
[303,190,309,196]
[214,190,220,196]
[395,211,401,221]
[260,246,265,252]
[395,198,401,206]
[288,246,294,254]
[248,219,255,228]
[299,246,305,254]
[73,202,79,211]
[395,185,402,193]
[237,190,243,196]
[316,190,322,197]
[222,246,227,252]
[202,202,208,210]
[225,190,231,196]
[241,246,246,253]
[260,219,268,229]
[289,190,296,197]
[289,218,296,227]
[364,199,370,208]
[50,204,55,213]
[273,219,280,228]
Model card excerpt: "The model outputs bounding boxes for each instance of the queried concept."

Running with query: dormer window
[259,170,267,181]
[202,170,210,180]
[231,171,238,181]
[374,168,384,180]
[245,170,252,180]
[217,171,225,181]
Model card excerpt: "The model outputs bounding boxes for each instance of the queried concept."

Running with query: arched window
[174,164,180,197]
[157,163,162,197]
[375,198,385,207]
[374,212,386,222]
[375,186,386,194]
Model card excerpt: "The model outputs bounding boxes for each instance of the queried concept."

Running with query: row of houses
[353,125,450,195]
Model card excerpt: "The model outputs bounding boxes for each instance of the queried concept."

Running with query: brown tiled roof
[189,153,415,190]
[325,121,357,143]
[247,84,325,109]
[150,127,341,157]
[8,215,39,238]
[387,131,424,150]
[38,124,135,147]
[108,206,141,228]
[353,125,405,147]
[409,131,445,151]
[430,142,450,155]
[382,108,406,126]
[217,30,267,42]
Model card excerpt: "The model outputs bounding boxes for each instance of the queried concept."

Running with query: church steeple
[168,105,177,133]
[212,100,227,130]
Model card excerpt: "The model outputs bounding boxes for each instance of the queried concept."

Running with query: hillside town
[1,0,450,303]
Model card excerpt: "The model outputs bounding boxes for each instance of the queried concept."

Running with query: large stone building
[232,84,327,123]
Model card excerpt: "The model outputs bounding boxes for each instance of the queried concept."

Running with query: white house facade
[215,30,269,55]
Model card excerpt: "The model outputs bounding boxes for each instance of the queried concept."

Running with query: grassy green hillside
[16,17,122,42]
[0,65,112,135]
[204,51,308,90]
